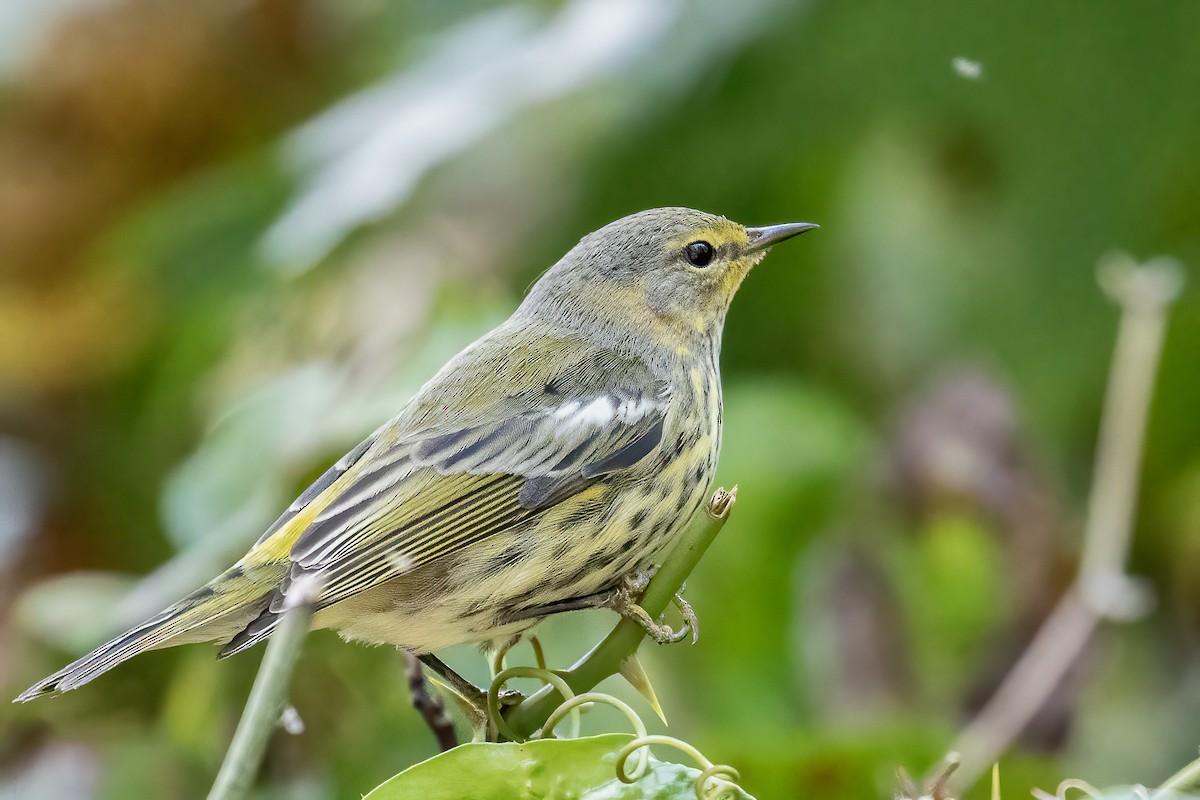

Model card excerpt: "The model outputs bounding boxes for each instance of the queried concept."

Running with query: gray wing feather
[223,338,672,655]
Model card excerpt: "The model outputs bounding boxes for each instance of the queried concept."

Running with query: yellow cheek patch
[669,222,754,284]
[720,253,763,293]
[670,222,748,257]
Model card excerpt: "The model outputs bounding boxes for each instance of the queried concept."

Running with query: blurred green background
[1,0,1198,797]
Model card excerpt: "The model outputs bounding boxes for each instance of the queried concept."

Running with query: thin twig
[404,651,458,752]
[499,486,738,740]
[949,255,1183,789]
[1080,256,1185,605]
[208,576,321,800]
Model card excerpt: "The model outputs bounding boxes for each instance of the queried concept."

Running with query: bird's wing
[222,332,670,651]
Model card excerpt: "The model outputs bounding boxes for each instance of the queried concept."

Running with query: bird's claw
[608,572,699,645]
[621,601,690,644]
[673,592,700,644]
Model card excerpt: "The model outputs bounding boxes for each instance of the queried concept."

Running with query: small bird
[16,207,815,708]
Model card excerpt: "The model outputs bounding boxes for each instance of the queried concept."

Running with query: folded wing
[220,335,670,655]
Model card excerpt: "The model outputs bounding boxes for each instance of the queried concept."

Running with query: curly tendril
[491,636,549,679]
[496,671,743,798]
[615,734,742,800]
[1031,779,1156,800]
[487,666,578,742]
[541,692,649,779]
[695,764,743,800]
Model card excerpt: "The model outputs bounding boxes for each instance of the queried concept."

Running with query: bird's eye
[684,240,715,267]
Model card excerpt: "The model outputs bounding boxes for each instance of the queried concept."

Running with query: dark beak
[745,221,819,252]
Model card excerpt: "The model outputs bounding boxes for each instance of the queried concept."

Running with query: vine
[485,665,747,800]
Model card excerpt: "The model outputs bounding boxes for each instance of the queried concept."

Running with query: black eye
[684,240,715,267]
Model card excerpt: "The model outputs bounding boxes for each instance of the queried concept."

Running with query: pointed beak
[745,221,819,253]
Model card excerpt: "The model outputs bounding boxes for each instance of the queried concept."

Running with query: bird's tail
[14,561,282,702]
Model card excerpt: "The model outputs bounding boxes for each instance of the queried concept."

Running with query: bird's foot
[492,688,525,709]
[607,572,699,645]
[433,681,526,743]
[672,591,699,644]
[418,653,525,740]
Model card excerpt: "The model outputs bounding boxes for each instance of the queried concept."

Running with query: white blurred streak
[952,56,983,80]
[279,704,305,736]
[0,742,98,800]
[262,0,682,273]
[0,437,47,571]
[0,0,95,76]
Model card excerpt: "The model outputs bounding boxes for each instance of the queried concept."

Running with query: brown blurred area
[0,0,316,394]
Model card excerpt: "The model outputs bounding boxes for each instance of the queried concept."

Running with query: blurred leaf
[14,572,136,652]
[160,648,227,762]
[719,378,867,487]
[896,513,1008,698]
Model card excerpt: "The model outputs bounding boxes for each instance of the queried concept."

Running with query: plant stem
[500,486,738,740]
[949,256,1183,789]
[1156,752,1200,796]
[208,579,319,800]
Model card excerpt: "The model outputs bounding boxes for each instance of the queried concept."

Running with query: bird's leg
[419,653,486,706]
[604,571,699,645]
[403,651,457,751]
[416,653,491,740]
[417,652,525,742]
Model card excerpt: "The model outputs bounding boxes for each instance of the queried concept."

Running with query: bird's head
[523,207,817,352]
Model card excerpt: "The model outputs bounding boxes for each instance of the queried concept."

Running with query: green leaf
[364,734,629,800]
[363,734,756,800]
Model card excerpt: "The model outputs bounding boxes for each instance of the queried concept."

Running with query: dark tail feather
[14,611,176,702]
[14,565,275,703]
[216,605,280,659]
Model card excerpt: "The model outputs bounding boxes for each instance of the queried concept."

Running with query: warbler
[16,207,815,707]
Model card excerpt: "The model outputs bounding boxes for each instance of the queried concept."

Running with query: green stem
[501,486,738,740]
[208,583,317,800]
[1156,753,1200,797]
